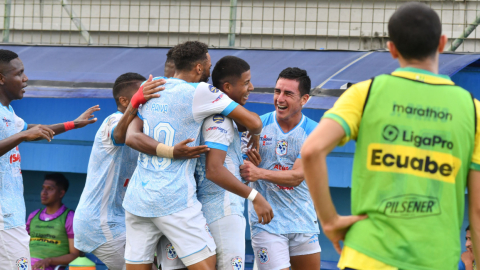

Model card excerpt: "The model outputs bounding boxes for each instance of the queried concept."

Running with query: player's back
[123,77,238,218]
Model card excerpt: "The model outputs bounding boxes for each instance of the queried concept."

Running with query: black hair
[212,56,250,89]
[0,49,18,65]
[171,41,208,71]
[276,67,311,96]
[165,47,174,64]
[112,72,146,106]
[388,2,442,60]
[44,173,69,192]
[466,225,470,231]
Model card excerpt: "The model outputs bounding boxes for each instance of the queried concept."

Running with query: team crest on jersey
[16,257,28,270]
[257,248,269,264]
[209,85,220,93]
[231,256,243,270]
[165,243,178,260]
[276,140,288,156]
[205,224,213,238]
[213,114,225,123]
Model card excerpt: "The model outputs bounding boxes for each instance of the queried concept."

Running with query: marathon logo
[30,237,62,245]
[367,143,460,183]
[379,195,440,218]
[392,104,452,121]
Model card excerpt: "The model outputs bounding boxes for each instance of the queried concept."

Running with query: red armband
[64,121,75,131]
[130,85,147,109]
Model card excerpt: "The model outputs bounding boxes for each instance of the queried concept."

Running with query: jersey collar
[274,111,305,135]
[392,67,454,85]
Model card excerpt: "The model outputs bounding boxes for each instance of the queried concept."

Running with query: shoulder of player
[260,111,275,126]
[301,115,318,135]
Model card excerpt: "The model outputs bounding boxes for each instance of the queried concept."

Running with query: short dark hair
[277,67,311,96]
[44,173,69,192]
[0,49,18,66]
[165,47,174,64]
[212,56,250,89]
[112,72,146,106]
[388,2,442,60]
[171,41,208,71]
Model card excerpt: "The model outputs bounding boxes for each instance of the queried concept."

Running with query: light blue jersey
[0,105,27,230]
[195,114,244,224]
[246,111,319,236]
[123,78,238,217]
[74,112,138,252]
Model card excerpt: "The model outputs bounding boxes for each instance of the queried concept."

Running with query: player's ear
[387,41,399,59]
[196,63,203,75]
[300,94,309,106]
[222,82,231,94]
[0,73,5,85]
[119,96,129,108]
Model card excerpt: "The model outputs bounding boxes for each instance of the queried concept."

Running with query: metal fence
[1,0,480,52]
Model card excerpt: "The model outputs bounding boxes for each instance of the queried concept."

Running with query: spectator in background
[27,173,79,270]
[460,225,476,270]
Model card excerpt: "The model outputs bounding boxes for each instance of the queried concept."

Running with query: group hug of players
[1,2,480,270]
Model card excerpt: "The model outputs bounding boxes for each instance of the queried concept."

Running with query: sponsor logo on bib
[165,243,178,260]
[379,194,440,218]
[257,248,269,264]
[231,256,243,270]
[276,140,288,156]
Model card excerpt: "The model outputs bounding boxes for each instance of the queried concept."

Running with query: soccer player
[0,49,99,270]
[302,3,480,270]
[240,67,321,270]
[74,72,206,270]
[123,41,263,270]
[158,56,274,270]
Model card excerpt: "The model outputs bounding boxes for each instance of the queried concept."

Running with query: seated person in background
[460,225,476,270]
[27,173,79,270]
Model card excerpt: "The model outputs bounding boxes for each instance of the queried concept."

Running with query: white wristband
[248,189,258,202]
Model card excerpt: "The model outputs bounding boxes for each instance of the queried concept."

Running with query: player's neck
[45,201,62,215]
[276,112,302,133]
[0,90,12,107]
[174,71,199,83]
[398,55,439,74]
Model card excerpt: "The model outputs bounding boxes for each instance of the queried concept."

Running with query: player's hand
[173,138,210,159]
[247,133,260,151]
[32,258,52,270]
[323,214,367,254]
[461,250,475,266]
[74,105,100,128]
[240,160,261,182]
[142,74,166,100]
[23,125,55,142]
[252,193,274,225]
[246,148,262,166]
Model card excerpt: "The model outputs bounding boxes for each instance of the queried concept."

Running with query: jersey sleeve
[470,99,480,171]
[103,113,123,148]
[192,83,239,123]
[322,79,371,146]
[202,115,234,152]
[12,110,27,133]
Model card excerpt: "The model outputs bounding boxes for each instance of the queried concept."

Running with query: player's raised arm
[0,125,54,157]
[112,75,165,144]
[126,117,209,159]
[226,106,262,150]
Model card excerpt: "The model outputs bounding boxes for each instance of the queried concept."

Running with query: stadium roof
[5,45,480,110]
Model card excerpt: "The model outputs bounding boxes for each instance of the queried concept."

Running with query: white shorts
[125,202,216,267]
[158,215,246,270]
[251,231,321,270]
[0,225,31,270]
[92,233,126,270]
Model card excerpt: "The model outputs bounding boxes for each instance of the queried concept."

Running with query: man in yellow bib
[301,2,480,270]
